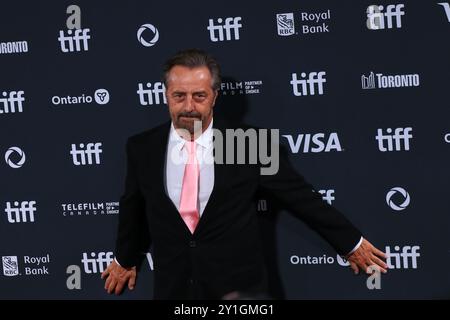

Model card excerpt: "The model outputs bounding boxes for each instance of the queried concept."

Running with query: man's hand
[101,260,137,295]
[346,238,388,275]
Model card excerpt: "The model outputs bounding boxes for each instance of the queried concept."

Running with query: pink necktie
[179,140,200,234]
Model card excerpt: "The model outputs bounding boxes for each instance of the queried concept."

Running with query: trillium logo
[386,187,410,211]
[137,24,159,47]
[5,147,26,168]
[94,89,109,105]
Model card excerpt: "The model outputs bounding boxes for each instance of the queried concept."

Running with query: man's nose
[184,95,195,112]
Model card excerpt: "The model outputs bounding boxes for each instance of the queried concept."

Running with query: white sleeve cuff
[345,236,363,256]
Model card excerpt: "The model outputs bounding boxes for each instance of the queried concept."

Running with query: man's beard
[175,111,204,134]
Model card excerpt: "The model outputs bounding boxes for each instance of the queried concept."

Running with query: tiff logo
[81,252,114,274]
[376,127,412,152]
[366,4,405,30]
[290,72,326,96]
[4,201,37,223]
[137,82,167,105]
[58,5,91,52]
[70,143,102,165]
[319,189,335,205]
[207,17,242,42]
[438,3,450,22]
[386,245,420,269]
[0,91,25,114]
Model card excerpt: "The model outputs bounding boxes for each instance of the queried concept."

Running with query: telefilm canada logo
[220,80,263,95]
[61,201,119,217]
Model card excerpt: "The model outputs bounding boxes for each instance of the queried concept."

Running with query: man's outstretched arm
[259,145,387,274]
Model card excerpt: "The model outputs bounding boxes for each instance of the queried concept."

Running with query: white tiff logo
[70,143,103,165]
[4,201,37,223]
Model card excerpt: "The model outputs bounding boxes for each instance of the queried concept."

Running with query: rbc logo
[2,256,19,276]
[276,13,295,36]
[207,17,242,42]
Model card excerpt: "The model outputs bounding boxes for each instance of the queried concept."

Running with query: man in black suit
[101,49,388,299]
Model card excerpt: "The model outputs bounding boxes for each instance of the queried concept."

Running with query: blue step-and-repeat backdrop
[1,0,449,299]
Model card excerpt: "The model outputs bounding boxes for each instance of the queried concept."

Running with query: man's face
[166,65,218,135]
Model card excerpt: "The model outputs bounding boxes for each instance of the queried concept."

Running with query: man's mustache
[178,112,202,119]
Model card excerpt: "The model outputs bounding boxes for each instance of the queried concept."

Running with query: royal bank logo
[207,17,242,42]
[5,147,26,169]
[2,256,19,276]
[362,72,419,89]
[386,187,410,211]
[58,5,91,53]
[51,89,110,106]
[220,80,263,95]
[276,10,331,37]
[282,132,342,154]
[276,13,295,36]
[0,41,29,55]
[366,4,405,30]
[137,82,166,105]
[137,23,159,47]
[0,90,25,114]
[1,255,51,276]
[61,201,119,217]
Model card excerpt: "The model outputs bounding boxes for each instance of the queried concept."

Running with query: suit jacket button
[189,240,196,248]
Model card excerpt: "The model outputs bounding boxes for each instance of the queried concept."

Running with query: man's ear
[212,90,219,107]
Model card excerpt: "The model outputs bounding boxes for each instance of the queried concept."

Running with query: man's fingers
[115,280,126,295]
[104,273,112,290]
[128,274,136,290]
[107,278,118,294]
[371,255,388,272]
[101,266,110,279]
[350,261,359,275]
[373,247,387,259]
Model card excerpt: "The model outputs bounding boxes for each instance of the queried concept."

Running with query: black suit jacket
[115,119,362,299]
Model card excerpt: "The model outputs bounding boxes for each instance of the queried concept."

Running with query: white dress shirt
[164,119,215,217]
